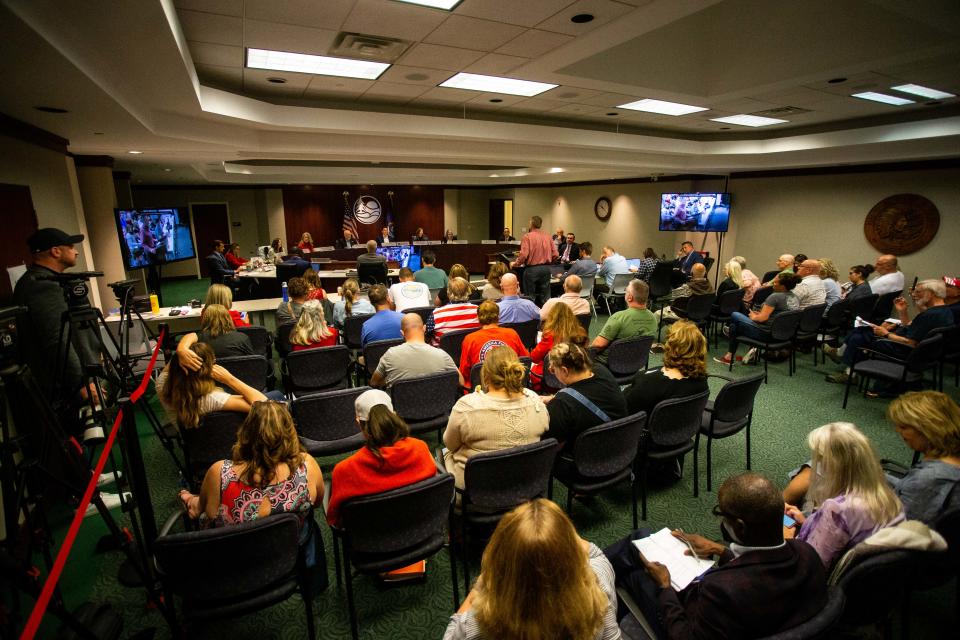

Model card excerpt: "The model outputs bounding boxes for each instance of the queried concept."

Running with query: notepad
[632,528,715,590]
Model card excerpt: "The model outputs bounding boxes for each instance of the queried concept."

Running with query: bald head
[875,254,898,274]
[500,272,520,296]
[797,259,821,278]
[776,254,795,269]
[564,274,582,294]
[718,472,785,546]
[691,263,706,278]
[400,313,425,343]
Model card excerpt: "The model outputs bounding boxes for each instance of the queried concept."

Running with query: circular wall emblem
[863,193,939,255]
[354,195,381,225]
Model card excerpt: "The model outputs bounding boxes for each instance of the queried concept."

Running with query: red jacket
[326,437,435,526]
[458,325,529,386]
[529,331,554,391]
[225,252,247,269]
[229,309,250,327]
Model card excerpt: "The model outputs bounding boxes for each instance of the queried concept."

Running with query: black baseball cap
[28,228,84,253]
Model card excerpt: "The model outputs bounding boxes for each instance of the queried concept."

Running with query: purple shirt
[797,494,904,569]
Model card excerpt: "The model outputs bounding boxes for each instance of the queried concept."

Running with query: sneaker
[822,345,843,364]
[713,354,734,365]
[743,347,759,365]
[97,471,122,488]
[83,491,132,518]
[722,325,731,338]
[825,371,856,384]
[650,342,665,353]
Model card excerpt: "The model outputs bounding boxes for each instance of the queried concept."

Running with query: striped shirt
[428,303,480,346]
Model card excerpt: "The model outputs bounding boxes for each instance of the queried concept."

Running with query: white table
[104,293,346,328]
[237,267,400,280]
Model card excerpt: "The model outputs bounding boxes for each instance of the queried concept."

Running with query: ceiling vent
[751,105,812,117]
[330,32,411,63]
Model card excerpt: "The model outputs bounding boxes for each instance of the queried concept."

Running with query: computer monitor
[376,245,419,268]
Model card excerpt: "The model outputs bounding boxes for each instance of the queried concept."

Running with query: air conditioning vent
[330,32,411,63]
[751,105,812,117]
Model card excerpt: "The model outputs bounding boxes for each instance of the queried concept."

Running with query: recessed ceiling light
[489,98,503,103]
[128,150,143,154]
[266,76,287,84]
[405,72,430,81]
[827,77,847,84]
[570,14,594,23]
[246,48,389,80]
[617,98,708,116]
[548,168,564,173]
[163,168,172,172]
[890,84,956,100]
[392,0,462,9]
[439,72,557,97]
[93,132,104,135]
[709,114,788,127]
[606,112,619,116]
[719,127,731,130]
[34,105,68,114]
[851,91,914,106]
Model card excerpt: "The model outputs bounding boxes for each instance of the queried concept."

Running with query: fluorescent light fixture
[439,72,557,97]
[489,173,500,178]
[851,91,914,106]
[128,150,143,154]
[548,167,564,173]
[891,84,956,100]
[246,48,389,80]
[616,98,707,116]
[393,0,462,9]
[709,114,788,127]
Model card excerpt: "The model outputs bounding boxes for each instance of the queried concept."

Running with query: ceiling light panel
[439,72,557,97]
[616,98,707,116]
[709,114,788,127]
[393,0,462,9]
[246,48,389,80]
[890,84,956,100]
[851,91,914,106]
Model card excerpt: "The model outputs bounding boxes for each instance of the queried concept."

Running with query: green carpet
[26,282,958,638]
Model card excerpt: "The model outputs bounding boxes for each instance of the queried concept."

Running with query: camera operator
[13,228,103,424]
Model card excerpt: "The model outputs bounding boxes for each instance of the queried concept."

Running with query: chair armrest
[857,342,911,364]
[881,459,910,479]
[322,480,332,517]
[616,587,661,640]
[434,447,447,474]
[707,373,734,382]
[159,510,184,537]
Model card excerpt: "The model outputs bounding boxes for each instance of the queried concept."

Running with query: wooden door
[489,199,513,240]
[0,184,39,303]
[190,203,230,277]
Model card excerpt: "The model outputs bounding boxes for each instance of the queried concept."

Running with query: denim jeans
[727,311,769,356]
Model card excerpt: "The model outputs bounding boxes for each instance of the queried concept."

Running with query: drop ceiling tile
[455,0,575,27]
[174,0,242,16]
[177,9,242,46]
[243,0,355,30]
[243,68,312,96]
[305,76,375,93]
[535,0,635,36]
[399,43,485,71]
[803,72,899,96]
[709,97,781,113]
[378,65,452,86]
[496,29,574,58]
[576,92,641,108]
[549,103,607,115]
[242,20,340,57]
[424,15,527,51]
[751,87,836,108]
[362,82,430,99]
[188,41,242,68]
[614,0,654,5]
[537,85,604,102]
[508,97,567,111]
[464,53,530,75]
[195,63,243,90]
[416,86,478,103]
[342,0,449,41]
[466,92,528,108]
[303,87,364,101]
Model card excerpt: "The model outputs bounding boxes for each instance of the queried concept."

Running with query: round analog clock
[594,196,612,221]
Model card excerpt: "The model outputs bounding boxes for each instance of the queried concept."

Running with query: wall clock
[594,196,612,221]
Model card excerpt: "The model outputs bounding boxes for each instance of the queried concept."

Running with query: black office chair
[343,313,374,351]
[928,324,960,390]
[605,335,654,385]
[357,260,388,286]
[709,288,746,347]
[275,322,296,358]
[792,303,827,367]
[235,325,273,359]
[815,298,851,365]
[182,411,245,489]
[698,372,765,493]
[761,270,781,285]
[360,337,402,382]
[218,355,269,392]
[390,370,461,441]
[731,309,803,383]
[752,285,774,308]
[469,357,531,391]
[849,292,879,323]
[647,263,675,313]
[501,319,540,351]
[832,547,918,635]
[404,305,434,327]
[284,345,352,396]
[438,327,479,365]
[843,334,943,409]
[290,386,368,457]
[871,290,902,324]
[658,292,715,341]
[576,313,592,335]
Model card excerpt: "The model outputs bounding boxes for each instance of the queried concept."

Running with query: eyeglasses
[711,503,734,519]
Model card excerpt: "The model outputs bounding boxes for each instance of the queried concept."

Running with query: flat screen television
[115,208,196,270]
[376,245,420,269]
[659,193,730,232]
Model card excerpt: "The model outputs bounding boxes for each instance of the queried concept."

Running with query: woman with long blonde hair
[204,283,249,327]
[785,422,904,569]
[529,302,586,390]
[290,300,339,350]
[730,255,761,304]
[297,232,314,252]
[331,277,374,329]
[443,498,619,640]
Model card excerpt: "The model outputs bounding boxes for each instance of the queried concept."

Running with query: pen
[677,528,699,560]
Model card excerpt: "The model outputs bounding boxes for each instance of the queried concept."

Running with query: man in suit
[335,229,358,249]
[205,239,238,284]
[676,240,705,275]
[557,231,580,265]
[498,227,515,242]
[605,472,828,639]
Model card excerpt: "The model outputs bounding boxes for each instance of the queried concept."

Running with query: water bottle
[281,281,288,302]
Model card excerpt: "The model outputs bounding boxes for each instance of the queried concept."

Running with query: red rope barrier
[20,328,167,640]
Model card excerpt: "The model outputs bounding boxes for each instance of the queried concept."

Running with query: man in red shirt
[510,215,558,307]
[459,300,529,386]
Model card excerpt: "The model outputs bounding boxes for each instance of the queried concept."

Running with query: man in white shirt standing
[389,267,431,312]
[792,259,827,309]
[870,254,905,295]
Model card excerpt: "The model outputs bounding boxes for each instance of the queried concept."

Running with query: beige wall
[76,165,126,309]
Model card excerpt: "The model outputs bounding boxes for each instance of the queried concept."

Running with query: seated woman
[224,242,248,269]
[819,258,841,309]
[543,338,626,453]
[529,302,586,391]
[715,258,744,300]
[731,255,761,307]
[177,401,323,527]
[158,342,269,428]
[444,346,548,489]
[884,391,960,523]
[331,278,375,330]
[298,232,314,252]
[482,262,507,301]
[439,263,476,305]
[301,268,327,301]
[458,301,528,386]
[265,237,284,264]
[443,229,457,243]
[203,283,250,327]
[193,304,255,359]
[714,272,801,366]
[843,263,875,300]
[289,300,339,351]
[326,390,436,526]
[623,320,709,416]
[784,422,904,570]
[443,498,619,640]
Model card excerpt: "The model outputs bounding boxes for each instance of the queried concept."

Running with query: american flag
[342,191,358,238]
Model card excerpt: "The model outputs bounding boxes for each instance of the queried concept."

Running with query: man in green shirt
[592,279,657,364]
[413,249,448,290]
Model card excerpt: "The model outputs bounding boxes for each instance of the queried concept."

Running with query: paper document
[632,528,715,590]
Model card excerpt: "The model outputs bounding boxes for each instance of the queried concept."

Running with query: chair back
[428,288,441,304]
[646,391,710,447]
[362,338,403,375]
[798,303,827,333]
[291,386,368,443]
[579,278,595,299]
[610,272,634,296]
[344,313,374,349]
[606,335,654,377]
[405,306,434,326]
[501,319,539,350]
[834,548,917,627]
[438,327,478,364]
[684,292,716,322]
[462,439,559,511]
[928,324,960,357]
[184,411,246,480]
[285,345,352,392]
[275,322,296,358]
[154,513,301,604]
[576,313,592,334]
[872,290,902,322]
[648,263,674,300]
[391,370,461,422]
[823,297,851,329]
[716,288,746,316]
[849,293,878,321]
[470,359,531,391]
[276,262,305,284]
[236,325,272,358]
[769,309,803,341]
[905,333,943,374]
[752,286,774,307]
[218,355,268,391]
[710,372,764,424]
[756,585,845,640]
[572,413,645,478]
[761,270,780,285]
[340,474,453,556]
[357,261,388,286]
[702,256,715,276]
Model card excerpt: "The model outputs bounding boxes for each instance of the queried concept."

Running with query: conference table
[301,241,521,274]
